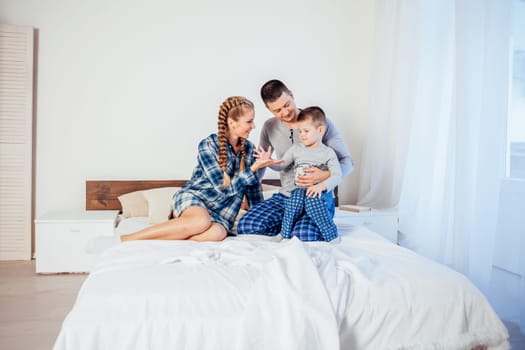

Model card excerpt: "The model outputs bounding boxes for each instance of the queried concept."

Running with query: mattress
[54,212,509,350]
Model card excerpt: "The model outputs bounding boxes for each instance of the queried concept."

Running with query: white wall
[0,0,375,216]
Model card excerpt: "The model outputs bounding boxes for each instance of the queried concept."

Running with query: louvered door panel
[0,24,34,260]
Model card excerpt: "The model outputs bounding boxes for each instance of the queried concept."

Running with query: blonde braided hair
[217,96,254,188]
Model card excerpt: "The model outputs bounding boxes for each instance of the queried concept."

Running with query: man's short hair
[260,79,291,105]
[297,106,326,128]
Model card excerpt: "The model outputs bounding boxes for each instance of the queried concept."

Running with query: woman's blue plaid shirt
[176,133,263,230]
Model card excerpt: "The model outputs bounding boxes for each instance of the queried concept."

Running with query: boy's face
[297,119,324,147]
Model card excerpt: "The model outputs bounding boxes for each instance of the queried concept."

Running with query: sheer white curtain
[522,224,525,332]
[357,0,522,330]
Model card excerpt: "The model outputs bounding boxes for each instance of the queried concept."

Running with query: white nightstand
[335,207,399,243]
[35,210,119,273]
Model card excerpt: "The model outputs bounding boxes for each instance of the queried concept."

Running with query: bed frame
[86,179,338,210]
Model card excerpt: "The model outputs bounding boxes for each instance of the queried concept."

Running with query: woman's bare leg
[120,207,212,241]
[189,223,227,242]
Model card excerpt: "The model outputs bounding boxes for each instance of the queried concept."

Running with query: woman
[121,96,281,242]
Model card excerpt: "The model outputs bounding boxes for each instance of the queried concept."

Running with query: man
[237,79,354,240]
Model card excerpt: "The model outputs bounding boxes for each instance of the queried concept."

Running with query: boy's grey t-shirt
[258,117,354,196]
[270,143,342,196]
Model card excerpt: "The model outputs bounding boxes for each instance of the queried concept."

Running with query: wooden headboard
[86,179,282,211]
[86,179,338,210]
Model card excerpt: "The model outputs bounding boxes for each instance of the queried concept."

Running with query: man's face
[266,91,297,123]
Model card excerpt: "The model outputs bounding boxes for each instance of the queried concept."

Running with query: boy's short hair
[297,106,326,128]
[260,79,291,105]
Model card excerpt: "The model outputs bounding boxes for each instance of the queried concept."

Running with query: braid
[217,102,230,187]
[239,138,246,172]
[217,96,253,188]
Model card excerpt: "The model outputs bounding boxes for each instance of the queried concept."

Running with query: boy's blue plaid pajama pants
[237,190,337,242]
[281,188,338,241]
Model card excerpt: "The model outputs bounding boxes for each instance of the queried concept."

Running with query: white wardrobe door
[0,24,34,260]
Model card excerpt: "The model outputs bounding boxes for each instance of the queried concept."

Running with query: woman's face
[228,108,255,140]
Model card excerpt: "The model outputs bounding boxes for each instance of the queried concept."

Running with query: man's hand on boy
[296,168,330,187]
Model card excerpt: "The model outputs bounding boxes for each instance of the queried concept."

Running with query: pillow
[261,183,280,200]
[142,187,182,224]
[118,190,149,218]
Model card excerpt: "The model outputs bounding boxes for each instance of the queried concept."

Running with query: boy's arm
[269,146,295,171]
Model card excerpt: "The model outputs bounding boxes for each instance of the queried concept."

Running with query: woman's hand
[306,183,327,199]
[251,146,283,172]
[254,145,274,161]
[296,168,330,187]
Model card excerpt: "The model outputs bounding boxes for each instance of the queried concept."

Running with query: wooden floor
[0,260,524,350]
[0,261,86,350]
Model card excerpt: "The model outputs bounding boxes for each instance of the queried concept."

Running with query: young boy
[270,106,341,242]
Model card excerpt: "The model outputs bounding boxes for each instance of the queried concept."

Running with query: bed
[53,180,509,350]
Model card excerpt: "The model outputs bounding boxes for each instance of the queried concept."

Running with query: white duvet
[54,224,509,350]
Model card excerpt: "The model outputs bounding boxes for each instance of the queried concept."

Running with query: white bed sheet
[328,229,509,349]
[54,213,509,350]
